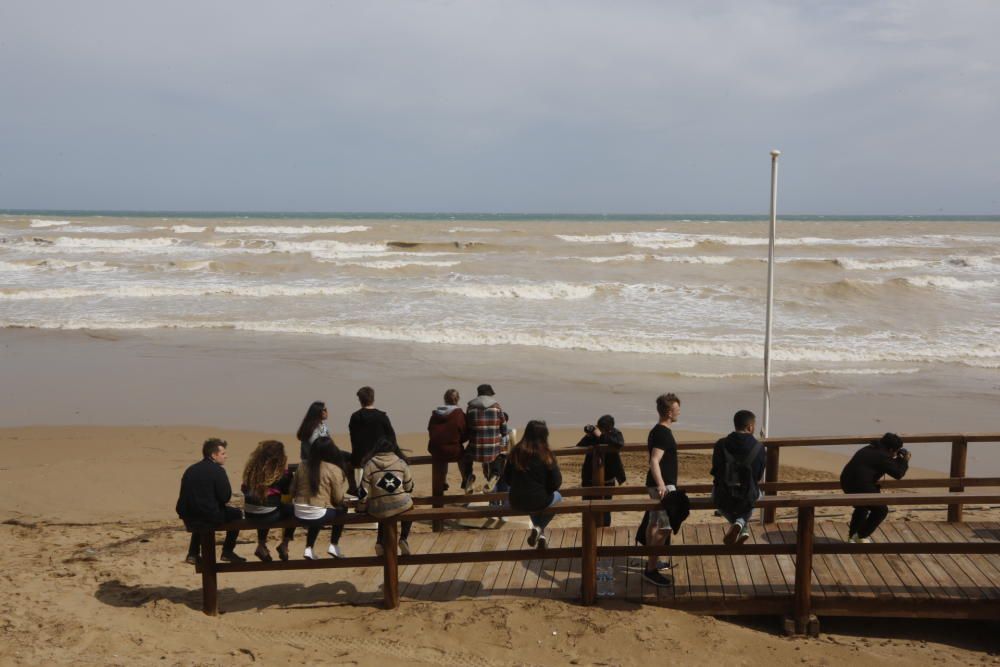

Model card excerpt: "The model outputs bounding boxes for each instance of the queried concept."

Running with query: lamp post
[762,149,780,439]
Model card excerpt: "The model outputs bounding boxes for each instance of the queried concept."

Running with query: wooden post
[431,461,446,532]
[763,444,780,524]
[200,529,218,616]
[585,445,605,500]
[382,520,400,609]
[947,437,968,523]
[792,506,815,635]
[581,508,597,605]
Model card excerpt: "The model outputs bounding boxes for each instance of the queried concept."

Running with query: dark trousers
[246,503,296,543]
[583,480,616,527]
[376,520,412,544]
[849,505,889,539]
[186,506,242,557]
[636,510,649,544]
[300,508,346,547]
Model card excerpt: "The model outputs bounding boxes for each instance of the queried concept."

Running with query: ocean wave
[654,255,737,265]
[900,275,999,290]
[214,225,371,235]
[337,259,462,269]
[447,227,501,233]
[0,284,365,301]
[680,367,922,379]
[557,231,1000,250]
[0,258,119,273]
[58,225,139,234]
[29,219,74,227]
[387,240,485,251]
[833,258,930,271]
[437,281,598,300]
[170,225,208,233]
[576,254,649,264]
[10,236,186,254]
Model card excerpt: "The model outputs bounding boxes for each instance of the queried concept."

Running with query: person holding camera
[575,414,626,527]
[839,432,910,543]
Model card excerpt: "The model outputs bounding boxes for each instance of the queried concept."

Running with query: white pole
[762,149,780,439]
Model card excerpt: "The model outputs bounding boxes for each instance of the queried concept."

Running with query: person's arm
[502,457,513,486]
[403,463,414,493]
[754,444,767,482]
[383,413,397,444]
[576,434,597,448]
[548,460,563,493]
[357,467,369,513]
[710,441,723,479]
[457,410,469,444]
[882,451,909,480]
[649,448,667,498]
[603,429,625,450]
[329,465,347,507]
[215,466,233,506]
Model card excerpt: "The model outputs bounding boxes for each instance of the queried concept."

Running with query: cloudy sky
[2,1,998,214]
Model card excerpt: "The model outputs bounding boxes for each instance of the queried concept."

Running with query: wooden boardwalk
[335,521,1000,618]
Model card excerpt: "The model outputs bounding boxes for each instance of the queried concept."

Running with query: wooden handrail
[196,490,1000,631]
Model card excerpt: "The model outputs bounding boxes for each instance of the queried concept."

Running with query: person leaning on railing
[840,433,910,543]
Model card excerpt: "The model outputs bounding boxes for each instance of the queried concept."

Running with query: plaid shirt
[467,400,508,463]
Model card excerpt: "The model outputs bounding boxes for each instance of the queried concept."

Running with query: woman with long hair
[358,437,414,556]
[296,400,330,462]
[241,440,296,562]
[503,420,563,549]
[290,436,350,559]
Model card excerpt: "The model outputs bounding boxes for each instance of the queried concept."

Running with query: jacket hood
[367,452,403,471]
[433,405,461,417]
[724,431,759,451]
[469,395,499,409]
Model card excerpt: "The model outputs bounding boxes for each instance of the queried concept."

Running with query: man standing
[642,393,680,587]
[176,438,245,564]
[463,384,508,493]
[840,433,909,543]
[349,386,397,492]
[711,410,766,545]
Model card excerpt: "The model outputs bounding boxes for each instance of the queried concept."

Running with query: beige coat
[291,461,348,508]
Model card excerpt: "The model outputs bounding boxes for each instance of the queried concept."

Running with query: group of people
[177,385,911,589]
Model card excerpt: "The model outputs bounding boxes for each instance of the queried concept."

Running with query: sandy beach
[2,424,998,666]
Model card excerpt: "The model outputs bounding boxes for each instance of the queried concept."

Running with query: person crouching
[840,433,909,543]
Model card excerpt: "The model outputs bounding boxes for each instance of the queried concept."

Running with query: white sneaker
[859,536,873,544]
[304,546,317,560]
[328,543,345,558]
[399,539,411,556]
[374,543,384,557]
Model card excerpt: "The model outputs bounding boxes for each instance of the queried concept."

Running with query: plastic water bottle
[597,559,615,597]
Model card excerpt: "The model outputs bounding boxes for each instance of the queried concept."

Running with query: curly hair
[242,440,288,501]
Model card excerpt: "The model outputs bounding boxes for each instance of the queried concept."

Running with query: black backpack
[715,438,763,514]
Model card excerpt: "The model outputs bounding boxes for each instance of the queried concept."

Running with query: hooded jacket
[710,431,766,515]
[575,428,627,486]
[358,452,414,518]
[840,442,909,494]
[466,395,507,463]
[427,405,468,462]
[348,408,397,468]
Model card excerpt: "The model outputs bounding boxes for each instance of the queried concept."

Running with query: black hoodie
[710,431,766,514]
[348,408,397,468]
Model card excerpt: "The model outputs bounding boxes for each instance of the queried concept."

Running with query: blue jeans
[712,488,760,526]
[529,491,563,531]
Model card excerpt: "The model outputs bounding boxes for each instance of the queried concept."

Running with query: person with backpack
[358,437,415,556]
[711,410,766,545]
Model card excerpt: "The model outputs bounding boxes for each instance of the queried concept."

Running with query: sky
[1,1,998,215]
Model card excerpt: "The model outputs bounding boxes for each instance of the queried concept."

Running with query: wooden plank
[399,530,449,599]
[537,527,570,597]
[740,522,774,597]
[752,523,791,596]
[826,522,894,598]
[611,526,630,599]
[462,530,504,598]
[624,526,643,602]
[876,523,937,600]
[772,522,801,597]
[560,526,582,597]
[870,523,932,599]
[815,522,878,599]
[424,529,467,601]
[810,523,852,598]
[928,522,1000,600]
[773,519,825,597]
[441,529,489,601]
[476,529,517,597]
[490,529,526,597]
[892,521,969,600]
[938,522,1000,589]
[906,522,980,599]
[840,520,913,599]
[695,524,724,599]
[662,524,688,604]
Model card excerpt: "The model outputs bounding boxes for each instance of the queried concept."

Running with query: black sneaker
[642,569,672,587]
[656,559,674,571]
[185,554,199,566]
[220,550,246,563]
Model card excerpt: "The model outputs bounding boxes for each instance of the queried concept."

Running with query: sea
[2,211,998,383]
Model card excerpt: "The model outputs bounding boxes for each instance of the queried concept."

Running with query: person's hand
[902,449,912,462]
[657,483,667,499]
[593,427,602,438]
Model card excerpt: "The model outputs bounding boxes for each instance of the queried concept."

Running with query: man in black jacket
[840,433,909,543]
[576,414,626,527]
[176,438,245,564]
[711,410,766,545]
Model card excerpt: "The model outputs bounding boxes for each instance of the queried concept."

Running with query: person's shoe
[399,539,411,556]
[723,522,742,546]
[276,542,290,562]
[374,543,385,557]
[656,560,674,571]
[254,545,273,562]
[848,533,860,543]
[737,526,751,545]
[328,543,345,558]
[461,474,476,493]
[642,569,673,587]
[527,526,540,548]
[304,546,317,560]
[443,483,450,492]
[185,554,199,566]
[859,536,873,544]
[220,550,246,563]
[536,532,548,550]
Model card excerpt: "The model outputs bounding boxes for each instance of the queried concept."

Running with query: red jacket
[427,406,468,462]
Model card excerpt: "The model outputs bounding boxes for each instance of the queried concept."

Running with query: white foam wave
[339,259,462,269]
[682,367,922,379]
[171,225,208,233]
[558,231,1000,250]
[835,258,929,271]
[59,225,139,234]
[16,236,185,254]
[576,254,648,264]
[447,227,501,233]
[0,284,364,301]
[267,239,387,260]
[437,282,597,300]
[654,255,737,265]
[214,225,371,235]
[902,275,999,291]
[29,219,74,227]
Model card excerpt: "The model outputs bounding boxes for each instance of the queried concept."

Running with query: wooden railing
[412,433,1000,528]
[197,490,1000,634]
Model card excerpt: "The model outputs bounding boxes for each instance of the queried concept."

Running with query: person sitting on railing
[711,410,766,546]
[575,414,626,527]
[291,436,350,560]
[241,440,296,562]
[358,437,415,557]
[640,393,681,587]
[503,420,563,549]
[840,433,910,544]
[427,388,469,494]
[462,384,509,494]
[176,438,245,564]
